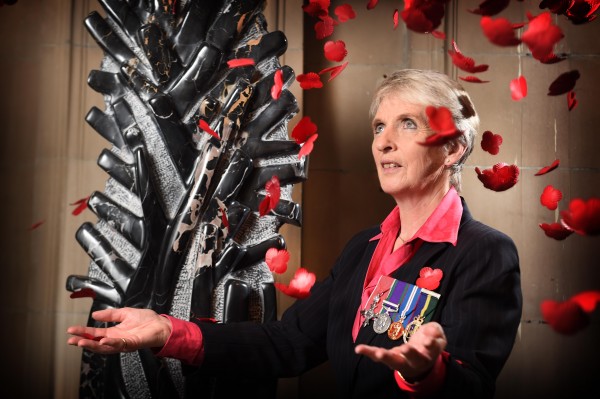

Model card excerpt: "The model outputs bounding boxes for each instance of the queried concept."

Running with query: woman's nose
[374,129,395,152]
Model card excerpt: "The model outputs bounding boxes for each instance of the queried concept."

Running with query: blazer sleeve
[435,224,522,398]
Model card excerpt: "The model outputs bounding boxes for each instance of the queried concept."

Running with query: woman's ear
[445,141,467,167]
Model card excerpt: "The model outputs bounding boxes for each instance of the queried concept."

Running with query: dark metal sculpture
[66,1,305,397]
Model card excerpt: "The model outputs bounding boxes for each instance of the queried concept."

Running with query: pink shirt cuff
[154,315,204,366]
[394,351,447,397]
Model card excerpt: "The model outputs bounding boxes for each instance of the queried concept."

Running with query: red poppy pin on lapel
[416,267,443,291]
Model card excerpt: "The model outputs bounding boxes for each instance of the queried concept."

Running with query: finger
[99,337,130,351]
[66,326,107,340]
[91,308,129,323]
[355,344,406,370]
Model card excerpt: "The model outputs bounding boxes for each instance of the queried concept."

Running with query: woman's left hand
[354,321,447,382]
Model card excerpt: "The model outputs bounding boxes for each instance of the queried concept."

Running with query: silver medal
[372,312,392,334]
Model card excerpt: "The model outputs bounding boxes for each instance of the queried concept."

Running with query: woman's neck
[395,184,451,243]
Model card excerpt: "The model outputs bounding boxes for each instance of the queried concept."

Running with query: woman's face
[371,94,450,203]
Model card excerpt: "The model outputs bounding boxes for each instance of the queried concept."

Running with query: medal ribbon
[391,283,420,323]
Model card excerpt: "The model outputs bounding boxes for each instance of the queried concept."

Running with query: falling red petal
[334,4,356,22]
[567,91,578,111]
[540,52,567,64]
[540,185,563,210]
[393,9,400,29]
[480,130,503,155]
[565,0,600,24]
[318,61,348,82]
[315,15,335,40]
[475,163,520,192]
[265,247,290,274]
[70,288,97,299]
[426,106,457,135]
[298,134,318,159]
[448,40,489,73]
[70,196,90,216]
[480,16,522,46]
[539,222,573,240]
[28,220,45,231]
[296,72,324,89]
[541,299,589,335]
[323,40,348,62]
[548,70,580,96]
[259,176,281,217]
[292,116,318,144]
[431,30,446,39]
[198,119,220,140]
[459,75,490,83]
[522,12,564,61]
[401,7,434,33]
[271,69,283,100]
[468,0,511,16]
[510,75,527,101]
[367,0,379,10]
[302,0,330,18]
[535,159,560,176]
[539,0,574,15]
[227,58,255,68]
[274,267,316,299]
[560,197,600,236]
[570,291,600,313]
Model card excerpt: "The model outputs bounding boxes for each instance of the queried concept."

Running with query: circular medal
[373,312,392,334]
[402,316,424,343]
[387,321,404,340]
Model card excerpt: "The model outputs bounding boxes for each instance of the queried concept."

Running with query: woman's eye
[374,124,384,134]
[402,119,417,129]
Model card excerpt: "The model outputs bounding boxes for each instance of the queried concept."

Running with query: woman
[67,69,522,398]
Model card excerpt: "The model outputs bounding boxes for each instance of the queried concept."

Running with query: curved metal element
[66,1,305,398]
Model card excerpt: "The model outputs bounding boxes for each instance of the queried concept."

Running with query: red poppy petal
[296,72,324,90]
[548,70,580,96]
[522,12,564,61]
[393,9,400,29]
[70,196,90,216]
[298,134,318,159]
[291,116,318,144]
[468,0,511,16]
[560,197,600,236]
[227,58,255,68]
[271,69,283,100]
[401,7,434,33]
[448,40,489,73]
[334,4,356,22]
[198,119,220,140]
[535,159,560,176]
[265,247,290,274]
[416,267,443,290]
[275,267,316,299]
[367,0,379,10]
[541,299,589,335]
[475,163,520,192]
[431,30,446,39]
[480,130,503,155]
[480,16,522,46]
[570,291,600,313]
[315,16,335,40]
[510,75,528,101]
[459,75,490,83]
[425,105,458,135]
[323,40,348,62]
[539,222,573,240]
[540,185,563,210]
[318,61,348,82]
[302,0,329,18]
[28,220,45,231]
[567,90,578,111]
[70,288,97,299]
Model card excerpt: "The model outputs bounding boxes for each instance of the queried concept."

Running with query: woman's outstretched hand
[354,321,447,382]
[67,307,172,355]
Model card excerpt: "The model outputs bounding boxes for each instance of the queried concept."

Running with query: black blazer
[194,200,522,398]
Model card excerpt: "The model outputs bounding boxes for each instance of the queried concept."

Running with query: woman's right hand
[67,307,172,355]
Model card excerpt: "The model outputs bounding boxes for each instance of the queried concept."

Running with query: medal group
[361,276,440,342]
